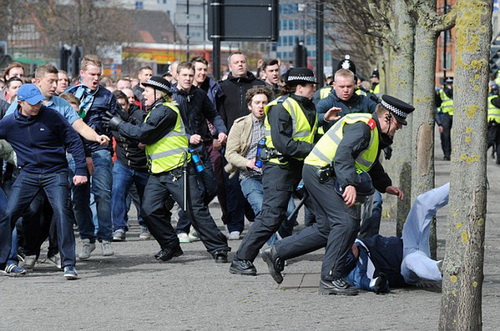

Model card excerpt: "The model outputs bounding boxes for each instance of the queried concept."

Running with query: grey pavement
[1,146,499,330]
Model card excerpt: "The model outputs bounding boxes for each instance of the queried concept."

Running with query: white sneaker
[177,232,191,243]
[46,254,62,269]
[228,231,241,240]
[78,239,96,260]
[139,226,151,240]
[101,240,114,256]
[188,231,200,242]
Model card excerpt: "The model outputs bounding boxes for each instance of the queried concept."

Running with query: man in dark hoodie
[219,52,266,240]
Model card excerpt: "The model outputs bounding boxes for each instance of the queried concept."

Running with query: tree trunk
[384,0,415,236]
[438,0,492,329]
[411,1,439,257]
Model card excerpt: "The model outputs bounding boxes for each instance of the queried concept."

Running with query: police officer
[488,86,500,163]
[261,95,414,295]
[104,76,230,262]
[229,68,318,276]
[436,77,454,161]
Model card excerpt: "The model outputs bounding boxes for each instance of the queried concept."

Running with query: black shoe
[261,246,284,284]
[214,250,228,263]
[155,246,184,262]
[319,278,358,296]
[373,272,388,294]
[229,258,257,275]
[443,156,451,161]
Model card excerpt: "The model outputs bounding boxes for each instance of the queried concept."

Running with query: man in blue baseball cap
[0,84,87,280]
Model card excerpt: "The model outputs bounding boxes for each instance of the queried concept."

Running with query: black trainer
[373,272,388,294]
[214,250,228,263]
[229,258,257,275]
[155,246,184,262]
[261,246,284,284]
[319,278,359,296]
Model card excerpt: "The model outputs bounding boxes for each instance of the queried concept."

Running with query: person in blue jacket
[345,183,449,293]
[0,84,87,280]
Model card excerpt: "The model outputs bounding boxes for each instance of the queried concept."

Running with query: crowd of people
[0,53,451,296]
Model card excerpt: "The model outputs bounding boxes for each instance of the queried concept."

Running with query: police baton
[287,188,309,222]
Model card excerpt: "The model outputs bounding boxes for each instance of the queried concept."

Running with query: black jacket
[332,116,392,192]
[172,85,227,144]
[219,71,265,131]
[112,105,148,171]
[267,94,317,160]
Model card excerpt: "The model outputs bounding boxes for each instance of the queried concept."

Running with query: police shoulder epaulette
[277,95,288,103]
[367,118,377,130]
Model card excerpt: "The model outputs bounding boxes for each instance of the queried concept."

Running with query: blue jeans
[0,170,76,268]
[111,161,149,231]
[240,175,296,244]
[346,245,389,293]
[69,150,113,243]
[0,188,18,265]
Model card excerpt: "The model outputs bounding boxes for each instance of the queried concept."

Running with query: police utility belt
[317,165,334,183]
[259,147,285,162]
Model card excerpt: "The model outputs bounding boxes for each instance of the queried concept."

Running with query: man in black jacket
[171,61,227,242]
[219,52,266,240]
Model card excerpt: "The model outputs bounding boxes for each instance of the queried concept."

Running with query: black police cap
[380,95,415,126]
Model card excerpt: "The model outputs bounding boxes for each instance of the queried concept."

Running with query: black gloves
[102,111,124,131]
[383,146,393,160]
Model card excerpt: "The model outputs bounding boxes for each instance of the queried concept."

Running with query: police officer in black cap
[260,95,414,295]
[229,67,318,276]
[103,76,230,263]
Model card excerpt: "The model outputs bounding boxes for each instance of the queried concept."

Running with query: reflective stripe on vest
[488,95,500,123]
[319,86,333,100]
[145,102,190,174]
[264,96,317,165]
[439,89,454,115]
[305,113,379,172]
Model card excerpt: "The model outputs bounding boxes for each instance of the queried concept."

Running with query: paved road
[1,148,499,330]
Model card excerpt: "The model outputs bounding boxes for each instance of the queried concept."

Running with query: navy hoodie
[0,105,87,176]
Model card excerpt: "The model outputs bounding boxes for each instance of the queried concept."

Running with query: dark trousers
[235,161,302,261]
[488,121,500,164]
[440,113,453,159]
[141,165,228,255]
[274,164,361,280]
[22,191,59,258]
[206,143,229,224]
[176,144,218,233]
[0,170,76,269]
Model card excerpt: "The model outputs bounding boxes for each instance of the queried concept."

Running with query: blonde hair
[80,54,102,71]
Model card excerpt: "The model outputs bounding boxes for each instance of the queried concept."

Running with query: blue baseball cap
[17,84,45,105]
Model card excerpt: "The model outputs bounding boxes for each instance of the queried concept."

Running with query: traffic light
[293,38,308,68]
[58,43,83,77]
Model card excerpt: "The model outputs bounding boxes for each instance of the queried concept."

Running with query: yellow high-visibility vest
[145,102,190,174]
[488,95,500,123]
[439,89,454,115]
[264,96,317,165]
[305,113,379,173]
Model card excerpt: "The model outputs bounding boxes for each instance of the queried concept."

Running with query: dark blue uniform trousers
[235,161,302,262]
[274,164,361,281]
